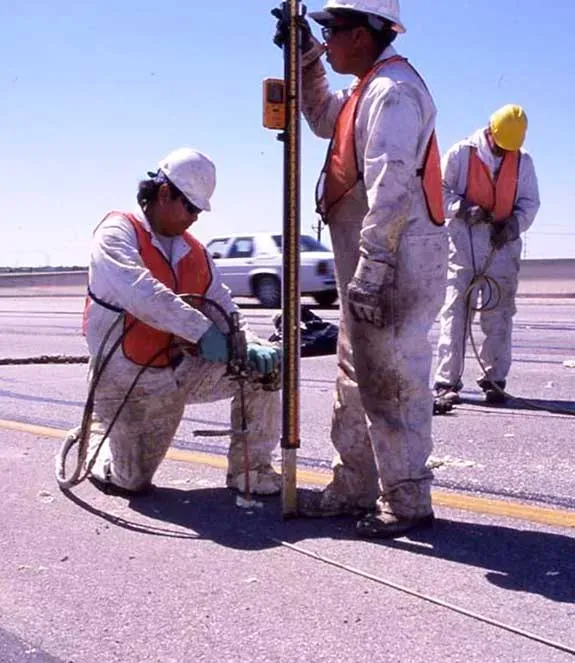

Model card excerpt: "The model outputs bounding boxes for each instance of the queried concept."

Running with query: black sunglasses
[166,180,202,215]
[321,24,357,41]
[179,195,202,216]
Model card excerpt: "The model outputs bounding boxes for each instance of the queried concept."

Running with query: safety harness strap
[87,285,124,313]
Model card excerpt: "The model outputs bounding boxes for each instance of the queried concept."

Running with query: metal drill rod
[280,0,302,517]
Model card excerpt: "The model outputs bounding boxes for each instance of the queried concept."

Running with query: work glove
[490,216,520,249]
[271,5,325,64]
[247,343,281,376]
[456,200,490,225]
[197,324,229,364]
[272,6,311,50]
[347,256,395,329]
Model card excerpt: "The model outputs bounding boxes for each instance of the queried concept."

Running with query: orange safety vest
[84,212,212,368]
[316,55,445,226]
[465,147,519,223]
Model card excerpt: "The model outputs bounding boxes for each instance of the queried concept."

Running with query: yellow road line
[0,419,65,439]
[2,418,574,529]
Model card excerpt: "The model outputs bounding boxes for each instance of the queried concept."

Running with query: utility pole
[312,215,323,243]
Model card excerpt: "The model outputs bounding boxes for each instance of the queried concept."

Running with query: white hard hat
[309,0,406,34]
[157,147,216,212]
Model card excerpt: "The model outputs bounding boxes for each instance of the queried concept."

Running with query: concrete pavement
[0,290,574,662]
[1,428,574,663]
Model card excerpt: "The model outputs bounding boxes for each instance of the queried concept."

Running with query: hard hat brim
[186,193,211,213]
[159,169,212,212]
[309,9,405,33]
[308,10,340,26]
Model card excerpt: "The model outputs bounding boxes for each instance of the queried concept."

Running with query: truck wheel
[254,275,281,308]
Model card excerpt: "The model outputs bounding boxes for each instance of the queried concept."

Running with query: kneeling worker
[77,147,281,496]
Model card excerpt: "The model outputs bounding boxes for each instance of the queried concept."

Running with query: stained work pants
[326,198,448,517]
[86,353,280,491]
[435,220,520,389]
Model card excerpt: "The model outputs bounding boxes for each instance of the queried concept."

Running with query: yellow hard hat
[489,105,528,152]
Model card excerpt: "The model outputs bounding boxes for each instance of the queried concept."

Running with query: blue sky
[2,0,574,266]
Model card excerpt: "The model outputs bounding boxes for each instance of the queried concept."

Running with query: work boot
[433,399,453,415]
[88,475,155,498]
[478,378,506,405]
[484,388,506,404]
[356,505,435,539]
[433,383,461,405]
[226,465,281,496]
[356,484,434,539]
[297,484,374,518]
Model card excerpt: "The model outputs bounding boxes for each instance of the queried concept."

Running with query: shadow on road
[459,395,575,416]
[66,485,575,604]
[383,517,575,603]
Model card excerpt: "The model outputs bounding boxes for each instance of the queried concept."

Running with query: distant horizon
[2,256,575,273]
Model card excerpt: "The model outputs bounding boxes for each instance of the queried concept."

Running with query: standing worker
[274,0,448,538]
[75,148,282,496]
[433,105,540,405]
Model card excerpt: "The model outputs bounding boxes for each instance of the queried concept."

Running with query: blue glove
[248,344,281,375]
[198,324,229,363]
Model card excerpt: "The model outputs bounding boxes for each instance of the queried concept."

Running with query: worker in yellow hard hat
[433,105,540,407]
[489,104,528,153]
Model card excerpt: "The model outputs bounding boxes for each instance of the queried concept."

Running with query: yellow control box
[262,78,286,130]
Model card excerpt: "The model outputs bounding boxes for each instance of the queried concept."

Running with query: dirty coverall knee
[434,265,477,390]
[176,355,280,487]
[88,389,186,491]
[329,311,381,509]
[477,252,519,383]
[87,353,279,491]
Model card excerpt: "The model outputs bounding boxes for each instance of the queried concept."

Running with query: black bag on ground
[269,306,338,357]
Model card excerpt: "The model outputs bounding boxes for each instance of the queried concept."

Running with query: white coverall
[303,46,448,517]
[81,209,280,492]
[434,129,540,391]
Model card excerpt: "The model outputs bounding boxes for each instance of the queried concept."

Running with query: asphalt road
[0,290,574,663]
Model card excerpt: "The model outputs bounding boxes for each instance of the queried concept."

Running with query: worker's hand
[271,4,325,66]
[272,6,313,50]
[197,324,229,363]
[247,344,281,376]
[490,215,520,249]
[467,205,490,224]
[457,201,490,225]
[347,257,395,329]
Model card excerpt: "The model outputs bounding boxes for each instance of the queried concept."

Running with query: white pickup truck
[206,233,338,308]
